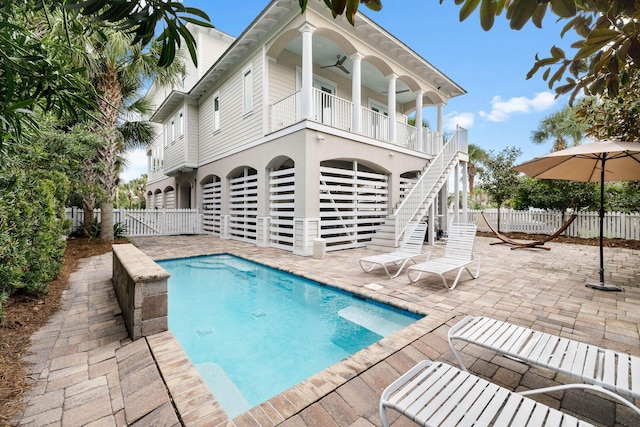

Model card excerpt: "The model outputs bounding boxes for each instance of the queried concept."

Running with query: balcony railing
[270,89,446,155]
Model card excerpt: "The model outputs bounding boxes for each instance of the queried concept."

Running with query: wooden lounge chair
[480,211,577,251]
[406,223,479,290]
[359,222,427,278]
[380,360,595,427]
[448,315,640,415]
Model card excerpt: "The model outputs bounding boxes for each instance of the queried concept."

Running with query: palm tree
[467,143,488,195]
[65,25,184,241]
[531,105,585,152]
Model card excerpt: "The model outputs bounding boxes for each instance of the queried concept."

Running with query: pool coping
[147,250,447,426]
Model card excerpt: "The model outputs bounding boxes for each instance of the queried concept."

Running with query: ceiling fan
[383,89,410,94]
[321,55,350,74]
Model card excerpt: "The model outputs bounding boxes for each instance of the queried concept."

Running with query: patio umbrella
[513,139,640,291]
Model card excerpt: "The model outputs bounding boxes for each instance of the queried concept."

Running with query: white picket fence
[66,207,201,237]
[469,209,640,240]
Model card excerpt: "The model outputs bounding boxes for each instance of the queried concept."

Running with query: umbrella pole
[586,155,621,291]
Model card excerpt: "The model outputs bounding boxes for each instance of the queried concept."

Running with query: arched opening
[319,159,389,251]
[201,175,222,235]
[153,189,163,209]
[228,166,258,242]
[163,186,176,209]
[267,157,295,251]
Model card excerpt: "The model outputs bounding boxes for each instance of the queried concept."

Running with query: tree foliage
[0,4,96,148]
[575,70,640,142]
[318,0,640,103]
[467,143,489,194]
[0,1,210,149]
[478,146,522,231]
[512,176,598,214]
[605,182,640,213]
[531,104,585,152]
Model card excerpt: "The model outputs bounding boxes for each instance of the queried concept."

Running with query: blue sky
[122,0,577,182]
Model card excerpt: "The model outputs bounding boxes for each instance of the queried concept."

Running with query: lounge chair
[406,223,479,290]
[481,211,577,251]
[380,360,594,427]
[448,315,640,415]
[359,222,427,278]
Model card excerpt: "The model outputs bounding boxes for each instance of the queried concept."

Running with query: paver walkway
[14,235,640,426]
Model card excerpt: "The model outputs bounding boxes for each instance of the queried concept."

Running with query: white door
[314,79,335,126]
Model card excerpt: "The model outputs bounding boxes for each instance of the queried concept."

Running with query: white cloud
[120,148,148,183]
[479,92,556,122]
[444,112,475,131]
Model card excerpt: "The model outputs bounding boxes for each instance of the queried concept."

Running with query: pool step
[195,362,251,419]
[337,306,406,337]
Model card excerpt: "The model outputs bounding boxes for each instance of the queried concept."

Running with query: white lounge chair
[406,223,479,290]
[380,360,594,427]
[448,315,640,415]
[359,222,427,278]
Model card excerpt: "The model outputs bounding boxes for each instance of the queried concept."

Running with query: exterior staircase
[367,128,467,252]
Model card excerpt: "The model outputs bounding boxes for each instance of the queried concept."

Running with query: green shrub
[0,169,69,319]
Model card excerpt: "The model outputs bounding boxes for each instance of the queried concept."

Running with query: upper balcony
[270,88,446,155]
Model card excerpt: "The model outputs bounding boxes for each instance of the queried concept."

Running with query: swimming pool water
[160,254,421,418]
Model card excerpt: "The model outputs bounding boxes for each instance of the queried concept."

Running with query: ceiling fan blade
[337,64,350,74]
[336,55,347,66]
[320,65,335,69]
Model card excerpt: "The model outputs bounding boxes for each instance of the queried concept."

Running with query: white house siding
[184,27,234,89]
[198,53,265,163]
[268,52,298,109]
[163,136,184,173]
[187,104,199,164]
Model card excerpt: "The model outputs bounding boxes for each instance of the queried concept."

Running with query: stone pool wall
[112,244,170,340]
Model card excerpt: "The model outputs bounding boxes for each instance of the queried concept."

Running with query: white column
[437,104,444,134]
[387,73,397,143]
[415,90,424,150]
[299,23,315,119]
[439,184,447,234]
[428,200,436,245]
[350,53,363,133]
[462,160,469,223]
[454,162,460,224]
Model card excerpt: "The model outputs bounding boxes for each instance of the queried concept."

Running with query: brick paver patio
[14,235,640,426]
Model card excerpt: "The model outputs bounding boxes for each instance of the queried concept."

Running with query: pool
[159,254,422,418]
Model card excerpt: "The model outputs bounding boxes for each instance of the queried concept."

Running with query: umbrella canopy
[514,139,640,291]
[514,140,640,182]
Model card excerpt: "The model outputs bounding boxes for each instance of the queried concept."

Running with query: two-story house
[145,0,471,256]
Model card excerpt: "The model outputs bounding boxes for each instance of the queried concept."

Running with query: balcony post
[299,23,316,120]
[462,160,469,222]
[350,52,363,133]
[387,73,397,143]
[454,162,460,224]
[415,90,424,150]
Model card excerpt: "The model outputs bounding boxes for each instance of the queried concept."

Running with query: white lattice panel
[269,167,295,251]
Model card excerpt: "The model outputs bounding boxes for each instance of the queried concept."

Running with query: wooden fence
[66,207,200,237]
[468,209,640,240]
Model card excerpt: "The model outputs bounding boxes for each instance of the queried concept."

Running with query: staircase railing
[392,126,468,244]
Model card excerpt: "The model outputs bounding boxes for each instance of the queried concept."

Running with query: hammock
[480,211,577,251]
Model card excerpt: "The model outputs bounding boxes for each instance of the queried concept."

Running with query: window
[213,94,220,132]
[171,119,175,142]
[243,67,252,114]
[163,123,169,147]
[179,111,184,137]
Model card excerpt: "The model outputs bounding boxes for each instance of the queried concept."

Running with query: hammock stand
[480,211,577,251]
